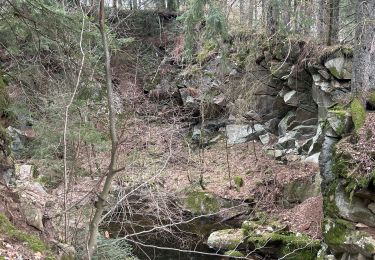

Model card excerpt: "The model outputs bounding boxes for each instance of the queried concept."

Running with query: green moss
[365,242,375,253]
[370,91,375,105]
[185,191,219,215]
[332,149,348,178]
[322,177,340,218]
[37,175,51,186]
[249,232,319,248]
[341,46,353,57]
[323,218,352,246]
[197,41,217,63]
[224,250,244,257]
[0,213,52,255]
[32,165,39,179]
[328,66,340,79]
[0,74,10,116]
[281,245,317,260]
[350,98,366,133]
[329,105,349,135]
[233,176,244,191]
[241,220,260,235]
[247,232,320,259]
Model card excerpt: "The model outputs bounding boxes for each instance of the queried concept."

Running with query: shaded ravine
[106,195,252,259]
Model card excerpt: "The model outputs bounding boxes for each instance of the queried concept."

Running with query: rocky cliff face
[148,38,375,259]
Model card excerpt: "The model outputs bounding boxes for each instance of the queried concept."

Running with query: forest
[0,0,374,259]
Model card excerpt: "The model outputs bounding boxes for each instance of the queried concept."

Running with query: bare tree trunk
[261,0,267,29]
[293,0,298,32]
[239,0,244,24]
[113,0,118,11]
[317,0,325,42]
[266,0,278,35]
[352,0,375,97]
[132,0,137,9]
[157,0,166,10]
[167,0,176,11]
[283,0,291,30]
[253,0,257,28]
[327,0,340,45]
[86,0,119,258]
[247,0,254,28]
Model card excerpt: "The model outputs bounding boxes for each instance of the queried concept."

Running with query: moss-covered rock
[280,174,321,207]
[184,191,220,215]
[327,106,352,136]
[0,213,51,254]
[324,56,352,80]
[350,98,366,133]
[196,41,218,63]
[324,218,375,257]
[207,229,245,250]
[247,231,320,259]
[241,219,320,259]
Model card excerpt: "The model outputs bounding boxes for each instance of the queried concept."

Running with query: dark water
[108,215,237,260]
[132,242,225,260]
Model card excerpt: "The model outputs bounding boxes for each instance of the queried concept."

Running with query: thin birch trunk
[86,0,119,257]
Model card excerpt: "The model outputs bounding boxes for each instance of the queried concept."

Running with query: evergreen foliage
[92,236,138,260]
[179,0,228,60]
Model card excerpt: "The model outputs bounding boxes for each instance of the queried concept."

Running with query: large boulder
[225,124,266,145]
[207,229,245,250]
[17,182,48,231]
[276,131,298,149]
[335,185,375,228]
[14,164,37,182]
[293,107,318,127]
[292,125,317,139]
[324,56,352,80]
[312,80,336,122]
[242,220,320,259]
[326,109,353,136]
[280,173,321,207]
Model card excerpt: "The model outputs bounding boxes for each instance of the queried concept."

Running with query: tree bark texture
[352,0,375,96]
